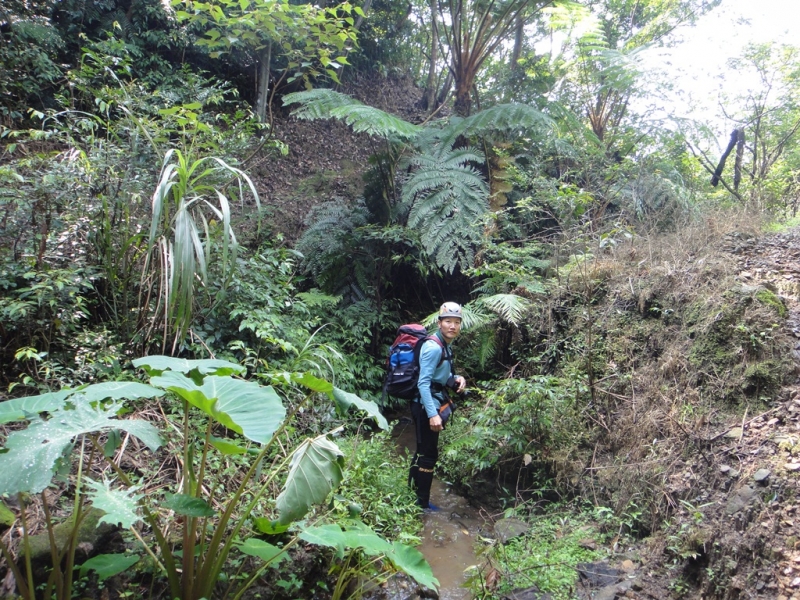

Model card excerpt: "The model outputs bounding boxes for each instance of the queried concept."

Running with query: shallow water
[392,418,487,600]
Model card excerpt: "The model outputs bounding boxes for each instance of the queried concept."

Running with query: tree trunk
[510,16,523,71]
[354,0,372,30]
[734,129,745,191]
[255,42,272,123]
[454,68,474,116]
[711,129,739,187]
[424,0,439,111]
[437,70,453,106]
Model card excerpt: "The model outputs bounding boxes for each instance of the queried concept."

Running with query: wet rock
[593,578,632,600]
[725,427,744,439]
[754,468,772,484]
[494,518,530,543]
[416,584,439,599]
[726,485,758,514]
[577,562,621,588]
[502,585,553,600]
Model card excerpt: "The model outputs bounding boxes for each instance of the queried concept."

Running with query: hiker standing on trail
[409,301,467,510]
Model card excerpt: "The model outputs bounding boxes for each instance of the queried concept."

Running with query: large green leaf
[298,522,437,588]
[291,373,387,430]
[275,433,344,524]
[75,381,165,403]
[209,435,247,455]
[133,355,245,377]
[0,402,162,496]
[298,523,347,558]
[163,493,215,517]
[339,521,392,556]
[150,372,285,444]
[0,389,71,424]
[298,522,391,560]
[85,479,143,529]
[79,553,140,580]
[0,502,15,526]
[330,388,388,430]
[235,538,290,566]
[0,382,164,425]
[386,541,438,589]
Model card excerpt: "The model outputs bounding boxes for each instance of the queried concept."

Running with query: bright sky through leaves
[642,0,800,146]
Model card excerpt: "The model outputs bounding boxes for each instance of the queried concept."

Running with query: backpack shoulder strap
[424,335,451,367]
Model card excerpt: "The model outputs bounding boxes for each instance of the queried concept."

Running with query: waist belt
[412,383,446,402]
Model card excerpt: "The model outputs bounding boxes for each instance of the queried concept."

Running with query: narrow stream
[390,417,487,600]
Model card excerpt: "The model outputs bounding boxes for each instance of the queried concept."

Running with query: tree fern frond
[296,200,369,293]
[402,145,489,273]
[296,291,342,307]
[473,293,531,326]
[438,104,556,149]
[283,89,422,140]
[473,328,498,370]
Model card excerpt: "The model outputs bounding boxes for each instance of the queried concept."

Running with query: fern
[437,104,556,150]
[402,146,489,274]
[283,89,422,140]
[473,293,531,327]
[296,200,382,300]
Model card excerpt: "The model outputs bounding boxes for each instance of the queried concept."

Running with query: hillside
[249,74,426,242]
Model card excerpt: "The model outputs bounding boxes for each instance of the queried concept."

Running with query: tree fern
[283,89,422,140]
[437,104,556,150]
[402,146,489,273]
[296,200,374,297]
[473,293,531,327]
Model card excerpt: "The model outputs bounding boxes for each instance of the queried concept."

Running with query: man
[409,301,467,510]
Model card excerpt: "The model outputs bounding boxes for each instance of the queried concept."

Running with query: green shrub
[439,377,581,485]
[335,433,421,544]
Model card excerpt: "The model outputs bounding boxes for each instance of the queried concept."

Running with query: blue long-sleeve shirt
[416,332,453,418]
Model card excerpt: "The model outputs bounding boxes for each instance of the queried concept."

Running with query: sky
[641,0,800,145]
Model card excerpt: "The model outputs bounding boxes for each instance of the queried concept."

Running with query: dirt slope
[248,74,425,242]
[583,225,800,600]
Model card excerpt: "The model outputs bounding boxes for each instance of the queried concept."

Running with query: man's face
[438,317,462,343]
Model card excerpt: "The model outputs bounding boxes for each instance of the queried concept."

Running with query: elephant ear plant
[0,356,437,599]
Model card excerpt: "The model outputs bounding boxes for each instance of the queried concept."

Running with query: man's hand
[454,375,466,393]
[429,414,443,431]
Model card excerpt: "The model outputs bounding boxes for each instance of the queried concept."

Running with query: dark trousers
[409,401,439,508]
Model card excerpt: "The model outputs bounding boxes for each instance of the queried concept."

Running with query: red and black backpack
[383,324,451,400]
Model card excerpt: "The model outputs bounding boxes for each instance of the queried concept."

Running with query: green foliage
[284,89,423,140]
[439,377,579,483]
[436,104,555,150]
[299,520,438,592]
[471,505,602,599]
[403,145,489,273]
[335,434,421,542]
[0,13,64,116]
[0,356,402,600]
[175,0,360,103]
[143,148,260,350]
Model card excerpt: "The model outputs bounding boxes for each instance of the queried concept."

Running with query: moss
[743,360,784,394]
[27,507,112,561]
[754,289,788,318]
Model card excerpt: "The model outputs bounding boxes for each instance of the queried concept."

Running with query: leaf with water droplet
[0,402,161,496]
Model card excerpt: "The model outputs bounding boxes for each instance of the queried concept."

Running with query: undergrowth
[469,504,606,599]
